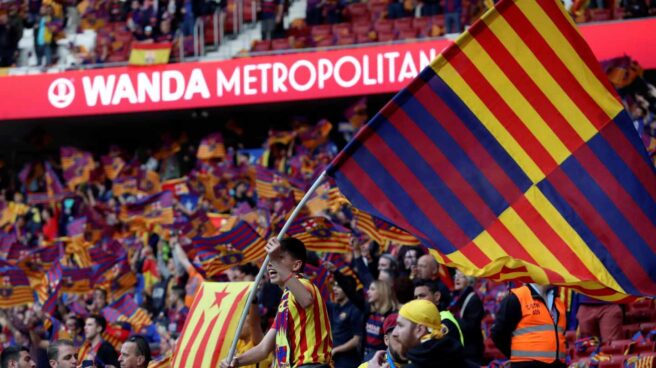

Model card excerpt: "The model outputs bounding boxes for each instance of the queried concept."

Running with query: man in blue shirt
[328,277,364,368]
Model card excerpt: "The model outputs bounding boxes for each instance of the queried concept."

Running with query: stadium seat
[336,34,355,46]
[251,40,271,52]
[271,37,292,51]
[598,355,626,368]
[311,24,333,38]
[613,7,624,19]
[412,16,430,36]
[396,28,418,40]
[377,30,395,42]
[626,309,655,324]
[352,21,372,36]
[601,340,634,355]
[374,19,394,33]
[345,3,370,22]
[640,322,656,333]
[332,23,352,37]
[633,341,656,354]
[589,8,611,21]
[355,33,375,44]
[315,38,335,47]
[623,323,641,338]
[431,14,445,29]
[393,18,413,32]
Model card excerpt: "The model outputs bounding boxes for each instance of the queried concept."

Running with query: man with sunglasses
[118,336,151,368]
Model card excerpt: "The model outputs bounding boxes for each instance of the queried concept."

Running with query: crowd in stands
[248,0,656,53]
[0,0,656,67]
[0,60,650,368]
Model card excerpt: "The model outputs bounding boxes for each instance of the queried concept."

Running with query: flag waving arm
[226,170,328,363]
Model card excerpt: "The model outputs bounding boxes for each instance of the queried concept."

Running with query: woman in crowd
[364,280,398,361]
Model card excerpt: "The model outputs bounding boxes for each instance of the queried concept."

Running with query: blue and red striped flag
[353,209,420,247]
[61,147,95,190]
[61,266,94,294]
[120,191,174,225]
[0,260,34,307]
[327,0,656,301]
[191,221,267,277]
[286,217,351,253]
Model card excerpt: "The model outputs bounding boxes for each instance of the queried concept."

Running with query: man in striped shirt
[221,238,333,368]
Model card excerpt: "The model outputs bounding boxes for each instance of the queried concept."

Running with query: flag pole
[226,170,328,363]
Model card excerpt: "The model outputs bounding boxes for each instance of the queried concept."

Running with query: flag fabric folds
[191,221,267,277]
[353,209,421,246]
[327,0,656,301]
[129,42,172,66]
[197,133,226,160]
[0,260,34,307]
[172,282,252,368]
[120,191,174,225]
[287,217,351,253]
[61,147,94,190]
[102,155,125,180]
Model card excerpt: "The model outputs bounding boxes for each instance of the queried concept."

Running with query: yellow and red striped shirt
[273,277,332,368]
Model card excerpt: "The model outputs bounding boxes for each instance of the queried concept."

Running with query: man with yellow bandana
[387,300,477,368]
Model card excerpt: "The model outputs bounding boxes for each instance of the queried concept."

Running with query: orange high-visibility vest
[510,286,566,364]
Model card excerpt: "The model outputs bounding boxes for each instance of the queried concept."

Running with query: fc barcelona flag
[101,155,125,180]
[353,209,421,247]
[0,260,34,308]
[197,132,226,160]
[61,147,94,190]
[287,217,351,253]
[172,282,252,368]
[120,191,174,225]
[328,0,656,301]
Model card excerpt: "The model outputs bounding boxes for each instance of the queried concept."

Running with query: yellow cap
[399,300,443,339]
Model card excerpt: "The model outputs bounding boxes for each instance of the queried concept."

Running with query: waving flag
[353,209,420,246]
[172,282,252,368]
[197,132,226,160]
[328,0,656,301]
[139,170,162,195]
[61,147,95,190]
[28,162,65,204]
[107,294,152,330]
[192,221,267,277]
[113,177,139,197]
[255,166,304,199]
[287,217,351,253]
[162,177,191,198]
[120,191,174,225]
[0,260,34,307]
[101,155,125,180]
[61,266,94,294]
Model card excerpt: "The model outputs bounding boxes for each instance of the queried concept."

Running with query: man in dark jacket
[391,300,478,368]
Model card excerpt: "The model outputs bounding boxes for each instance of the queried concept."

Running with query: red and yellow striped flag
[172,282,253,368]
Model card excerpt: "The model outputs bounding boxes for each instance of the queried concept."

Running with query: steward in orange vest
[490,284,566,368]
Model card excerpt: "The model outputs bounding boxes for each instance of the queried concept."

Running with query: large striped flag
[172,282,252,368]
[0,260,34,307]
[353,209,421,247]
[327,0,656,301]
[287,217,351,253]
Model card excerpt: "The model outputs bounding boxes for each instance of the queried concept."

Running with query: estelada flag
[129,42,171,66]
[172,282,252,368]
[328,0,656,301]
[197,132,226,160]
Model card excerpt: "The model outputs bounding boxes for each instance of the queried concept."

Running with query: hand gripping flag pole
[226,170,327,363]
